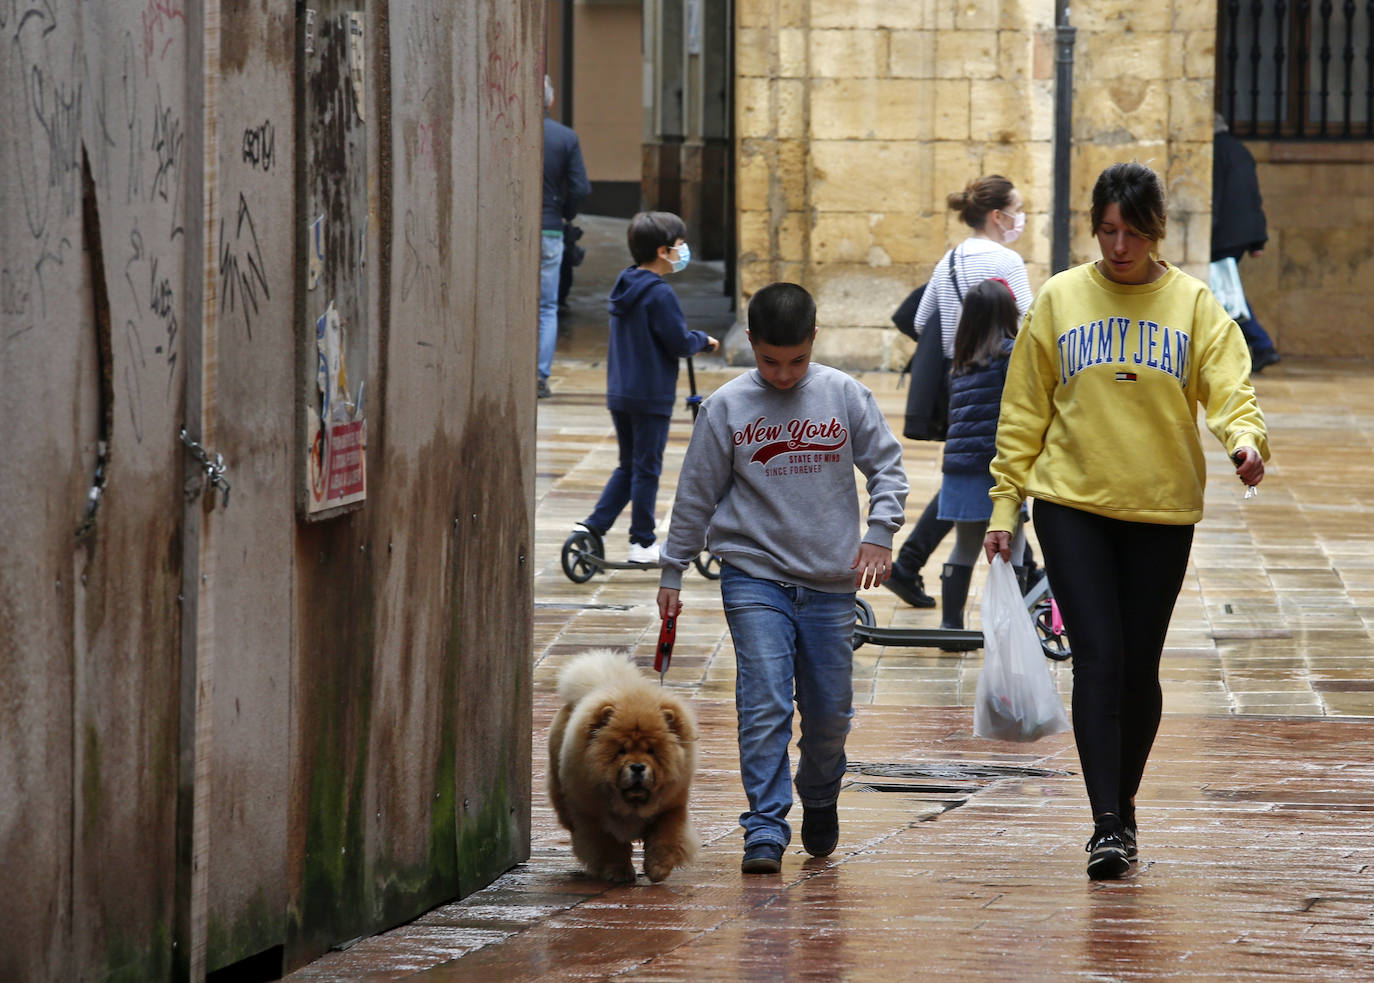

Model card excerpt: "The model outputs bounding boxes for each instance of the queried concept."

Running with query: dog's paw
[592,862,637,884]
[643,858,675,883]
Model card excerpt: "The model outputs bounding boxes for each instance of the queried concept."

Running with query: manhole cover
[533,602,633,611]
[847,762,1070,781]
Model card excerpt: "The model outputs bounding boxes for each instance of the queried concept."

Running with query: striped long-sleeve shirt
[914,237,1033,355]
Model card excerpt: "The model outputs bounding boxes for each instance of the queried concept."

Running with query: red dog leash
[655,613,676,684]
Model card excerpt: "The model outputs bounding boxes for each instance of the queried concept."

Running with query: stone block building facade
[736,0,1223,369]
[560,1,1372,364]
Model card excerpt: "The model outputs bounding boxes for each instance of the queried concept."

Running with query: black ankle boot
[884,564,935,608]
[939,563,974,630]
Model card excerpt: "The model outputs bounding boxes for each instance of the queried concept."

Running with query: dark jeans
[585,409,672,546]
[1032,500,1194,823]
[1216,248,1276,357]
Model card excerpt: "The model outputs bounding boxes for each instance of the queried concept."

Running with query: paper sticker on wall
[349,12,365,121]
[307,300,366,511]
[308,214,324,290]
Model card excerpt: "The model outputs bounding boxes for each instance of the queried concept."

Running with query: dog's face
[584,699,692,809]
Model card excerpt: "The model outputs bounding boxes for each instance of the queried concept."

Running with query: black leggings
[1032,500,1194,823]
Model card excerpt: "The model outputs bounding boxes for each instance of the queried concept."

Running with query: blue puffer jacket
[941,338,1013,476]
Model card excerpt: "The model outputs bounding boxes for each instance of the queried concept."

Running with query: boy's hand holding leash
[852,543,893,590]
[657,587,682,621]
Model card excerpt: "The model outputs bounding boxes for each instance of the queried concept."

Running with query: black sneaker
[741,842,783,874]
[1251,349,1280,373]
[1086,815,1130,880]
[1122,823,1138,863]
[801,803,839,858]
[883,567,935,608]
[537,378,553,399]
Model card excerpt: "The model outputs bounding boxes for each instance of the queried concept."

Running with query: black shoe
[1086,815,1130,880]
[537,378,553,399]
[741,842,783,874]
[801,803,839,858]
[1122,823,1138,863]
[883,566,935,608]
[1251,349,1280,373]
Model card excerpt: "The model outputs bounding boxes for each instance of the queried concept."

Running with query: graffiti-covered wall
[0,1,542,979]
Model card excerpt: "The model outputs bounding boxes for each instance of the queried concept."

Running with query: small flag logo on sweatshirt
[1115,372,1138,382]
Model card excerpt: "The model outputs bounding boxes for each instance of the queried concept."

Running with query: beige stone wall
[1068,2,1216,279]
[734,0,1220,369]
[1246,142,1374,358]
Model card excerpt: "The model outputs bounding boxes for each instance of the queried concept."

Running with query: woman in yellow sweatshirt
[983,162,1268,881]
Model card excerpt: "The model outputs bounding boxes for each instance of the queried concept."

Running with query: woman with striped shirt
[886,175,1034,611]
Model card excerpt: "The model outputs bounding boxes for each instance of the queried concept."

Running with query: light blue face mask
[670,242,691,273]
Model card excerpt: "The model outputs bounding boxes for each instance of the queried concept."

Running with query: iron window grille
[1218,0,1374,138]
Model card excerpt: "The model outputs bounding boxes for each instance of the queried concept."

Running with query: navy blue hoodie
[605,266,711,415]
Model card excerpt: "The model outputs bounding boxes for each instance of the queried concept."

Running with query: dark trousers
[585,409,672,546]
[894,491,953,575]
[1032,500,1194,822]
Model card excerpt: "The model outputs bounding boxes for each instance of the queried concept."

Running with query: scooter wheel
[561,530,603,584]
[852,596,876,650]
[692,552,723,580]
[1032,599,1071,661]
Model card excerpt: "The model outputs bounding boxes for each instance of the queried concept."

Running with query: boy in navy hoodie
[577,212,719,564]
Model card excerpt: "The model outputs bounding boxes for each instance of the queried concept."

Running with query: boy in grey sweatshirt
[657,282,908,873]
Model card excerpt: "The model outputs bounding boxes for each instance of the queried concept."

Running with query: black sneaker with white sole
[1122,822,1138,862]
[1086,815,1131,880]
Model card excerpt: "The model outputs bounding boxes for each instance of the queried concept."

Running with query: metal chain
[180,427,231,508]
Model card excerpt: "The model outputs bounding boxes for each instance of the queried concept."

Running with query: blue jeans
[720,564,856,849]
[538,232,563,380]
[585,410,671,546]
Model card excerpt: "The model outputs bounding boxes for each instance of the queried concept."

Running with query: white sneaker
[626,541,660,565]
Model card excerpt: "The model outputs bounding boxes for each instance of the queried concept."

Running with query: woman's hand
[983,529,1013,564]
[1233,446,1265,487]
[657,587,682,621]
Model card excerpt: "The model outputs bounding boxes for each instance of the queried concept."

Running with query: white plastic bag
[1208,257,1251,323]
[974,556,1070,742]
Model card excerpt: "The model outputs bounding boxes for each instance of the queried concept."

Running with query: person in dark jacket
[1212,114,1279,372]
[576,212,719,564]
[936,278,1025,638]
[539,77,592,398]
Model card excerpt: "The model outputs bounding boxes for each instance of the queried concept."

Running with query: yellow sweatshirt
[989,261,1269,531]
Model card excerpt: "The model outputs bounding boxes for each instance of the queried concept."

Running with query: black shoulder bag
[902,250,959,441]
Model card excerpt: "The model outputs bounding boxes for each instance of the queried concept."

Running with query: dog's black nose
[630,763,646,777]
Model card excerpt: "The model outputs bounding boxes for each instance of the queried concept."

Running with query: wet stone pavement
[285,219,1374,981]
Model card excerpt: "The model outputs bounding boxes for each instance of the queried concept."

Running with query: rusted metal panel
[202,0,298,972]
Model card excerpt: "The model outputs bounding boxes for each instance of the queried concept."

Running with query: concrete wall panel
[3,1,541,979]
[205,0,298,970]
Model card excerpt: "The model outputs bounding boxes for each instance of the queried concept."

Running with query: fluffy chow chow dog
[548,649,698,883]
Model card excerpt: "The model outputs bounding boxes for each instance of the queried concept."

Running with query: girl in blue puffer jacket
[937,278,1027,635]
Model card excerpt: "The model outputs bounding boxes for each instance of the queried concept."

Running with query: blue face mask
[670,242,691,273]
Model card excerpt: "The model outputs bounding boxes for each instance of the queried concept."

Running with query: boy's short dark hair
[747,282,817,346]
[627,211,686,265]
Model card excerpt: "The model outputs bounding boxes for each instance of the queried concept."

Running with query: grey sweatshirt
[660,364,908,593]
